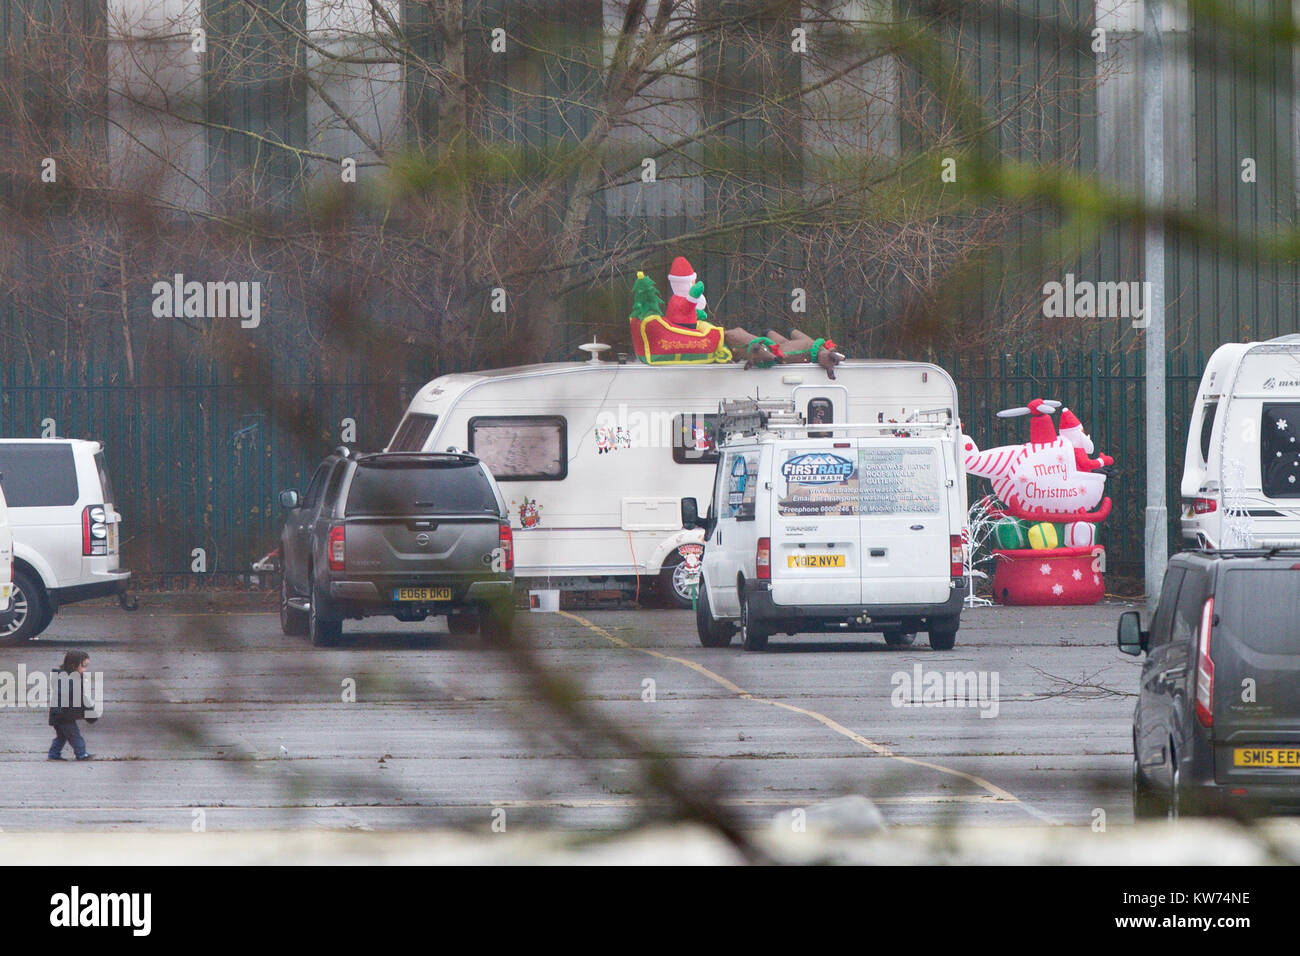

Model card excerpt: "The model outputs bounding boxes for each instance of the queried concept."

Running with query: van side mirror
[1117,611,1147,655]
[681,497,699,529]
[279,490,301,510]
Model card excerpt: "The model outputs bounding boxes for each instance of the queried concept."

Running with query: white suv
[0,439,132,643]
[684,401,966,651]
[0,482,12,619]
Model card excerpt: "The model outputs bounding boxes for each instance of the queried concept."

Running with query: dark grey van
[1119,549,1300,818]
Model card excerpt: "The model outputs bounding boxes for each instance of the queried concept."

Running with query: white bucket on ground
[528,589,560,612]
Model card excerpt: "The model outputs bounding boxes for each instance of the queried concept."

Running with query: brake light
[82,505,108,556]
[1195,596,1215,728]
[950,535,964,577]
[1193,498,1217,515]
[328,527,346,571]
[756,537,771,579]
[499,522,514,571]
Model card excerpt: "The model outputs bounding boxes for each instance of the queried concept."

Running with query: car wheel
[695,579,736,648]
[480,601,514,646]
[740,593,769,652]
[308,578,343,648]
[280,577,308,637]
[928,617,959,651]
[1132,759,1162,820]
[1167,764,1181,822]
[883,630,917,646]
[447,613,478,636]
[0,570,49,646]
[658,549,698,609]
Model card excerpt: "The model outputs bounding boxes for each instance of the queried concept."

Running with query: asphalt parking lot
[0,597,1147,832]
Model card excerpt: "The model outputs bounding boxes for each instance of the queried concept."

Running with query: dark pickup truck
[278,448,515,646]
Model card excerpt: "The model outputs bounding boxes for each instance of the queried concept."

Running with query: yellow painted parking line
[559,610,1060,826]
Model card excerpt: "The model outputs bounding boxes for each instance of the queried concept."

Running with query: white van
[687,400,966,651]
[388,353,963,606]
[0,439,132,644]
[0,482,12,619]
[1181,335,1300,548]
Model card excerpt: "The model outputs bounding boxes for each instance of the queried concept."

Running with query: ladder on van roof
[717,398,954,442]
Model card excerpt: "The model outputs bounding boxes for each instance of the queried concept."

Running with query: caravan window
[390,414,438,452]
[1261,403,1300,498]
[672,413,722,464]
[1198,402,1218,463]
[468,416,567,481]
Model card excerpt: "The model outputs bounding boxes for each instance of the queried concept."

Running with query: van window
[722,451,758,521]
[672,414,721,464]
[1170,571,1207,648]
[468,416,567,481]
[0,444,79,507]
[390,414,438,452]
[1147,566,1185,649]
[1198,401,1218,463]
[1220,568,1300,653]
[1260,404,1300,498]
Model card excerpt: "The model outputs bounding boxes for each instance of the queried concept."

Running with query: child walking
[48,650,95,761]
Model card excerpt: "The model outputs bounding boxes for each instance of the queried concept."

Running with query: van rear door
[1211,563,1300,786]
[856,440,952,606]
[768,442,862,606]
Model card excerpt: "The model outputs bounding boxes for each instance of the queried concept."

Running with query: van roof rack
[717,397,954,443]
[717,398,804,439]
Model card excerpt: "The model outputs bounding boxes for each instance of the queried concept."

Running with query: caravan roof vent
[578,339,611,364]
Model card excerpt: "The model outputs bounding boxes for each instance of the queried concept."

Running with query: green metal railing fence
[1,350,1205,586]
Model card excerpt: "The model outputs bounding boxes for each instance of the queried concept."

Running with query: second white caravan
[1182,335,1300,548]
[388,354,964,603]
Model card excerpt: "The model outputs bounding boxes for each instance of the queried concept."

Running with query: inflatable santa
[664,256,703,329]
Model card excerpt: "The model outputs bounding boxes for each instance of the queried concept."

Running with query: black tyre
[883,630,917,647]
[1167,764,1181,822]
[0,569,49,645]
[308,578,343,647]
[480,601,515,646]
[928,617,959,651]
[1132,759,1162,820]
[695,579,736,647]
[280,577,308,637]
[446,612,478,636]
[658,548,698,609]
[740,592,769,652]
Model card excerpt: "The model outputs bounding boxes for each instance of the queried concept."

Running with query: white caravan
[688,399,966,651]
[388,354,964,604]
[1182,335,1300,548]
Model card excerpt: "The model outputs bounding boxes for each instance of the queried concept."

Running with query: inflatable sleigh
[629,314,731,365]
